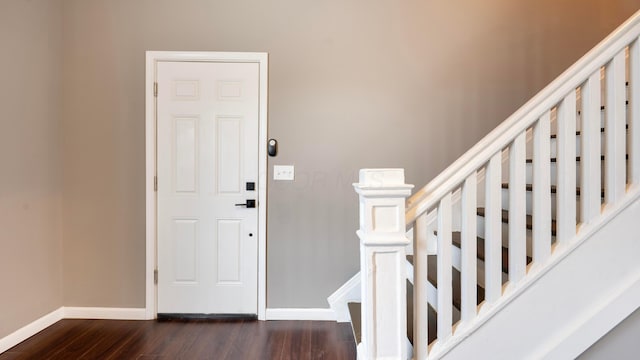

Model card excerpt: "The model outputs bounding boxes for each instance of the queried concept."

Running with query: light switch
[274,165,295,180]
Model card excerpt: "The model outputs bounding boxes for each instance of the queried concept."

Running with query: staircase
[337,9,640,360]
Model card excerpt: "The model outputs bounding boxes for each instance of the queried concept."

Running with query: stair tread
[525,154,628,163]
[450,232,532,274]
[501,183,606,197]
[576,101,629,116]
[476,208,557,236]
[347,302,361,344]
[406,255,485,310]
[502,183,563,194]
[348,290,438,346]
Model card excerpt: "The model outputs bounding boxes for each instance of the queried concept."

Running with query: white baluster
[581,71,602,224]
[484,153,502,304]
[630,39,640,185]
[533,112,552,264]
[557,91,577,243]
[354,169,414,360]
[605,51,627,203]
[437,193,453,343]
[509,132,526,284]
[413,212,429,360]
[461,173,477,323]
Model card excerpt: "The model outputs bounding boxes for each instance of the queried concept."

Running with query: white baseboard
[265,308,336,321]
[63,307,147,320]
[327,272,361,322]
[1,306,337,353]
[0,307,65,353]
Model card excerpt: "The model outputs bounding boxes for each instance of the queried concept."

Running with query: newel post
[354,169,414,360]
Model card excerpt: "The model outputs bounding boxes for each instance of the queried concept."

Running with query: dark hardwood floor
[0,319,356,360]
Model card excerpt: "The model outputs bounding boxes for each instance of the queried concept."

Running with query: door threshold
[157,313,258,322]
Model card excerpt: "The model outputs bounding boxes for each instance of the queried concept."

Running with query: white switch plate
[274,165,295,180]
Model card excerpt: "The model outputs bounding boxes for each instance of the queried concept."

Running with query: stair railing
[355,9,640,360]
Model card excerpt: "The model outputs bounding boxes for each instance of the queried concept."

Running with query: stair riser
[524,160,631,188]
[501,188,584,218]
[476,216,535,255]
[451,245,508,288]
[525,161,604,186]
[500,188,557,217]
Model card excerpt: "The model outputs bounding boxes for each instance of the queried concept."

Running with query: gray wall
[2,0,639,344]
[59,0,639,308]
[0,0,637,342]
[0,0,64,338]
[579,308,640,359]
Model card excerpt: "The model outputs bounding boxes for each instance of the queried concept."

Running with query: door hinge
[154,176,158,191]
[154,269,158,284]
[154,82,158,97]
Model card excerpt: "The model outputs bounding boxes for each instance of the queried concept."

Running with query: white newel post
[354,169,414,360]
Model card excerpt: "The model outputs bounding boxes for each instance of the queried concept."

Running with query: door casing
[145,51,268,320]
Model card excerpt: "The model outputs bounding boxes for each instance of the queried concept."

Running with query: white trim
[265,308,336,321]
[0,307,64,353]
[145,51,269,321]
[62,307,147,320]
[535,272,640,359]
[144,51,156,321]
[327,273,361,322]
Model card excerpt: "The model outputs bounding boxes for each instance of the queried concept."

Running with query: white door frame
[145,51,268,320]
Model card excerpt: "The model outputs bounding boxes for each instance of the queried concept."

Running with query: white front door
[157,61,259,315]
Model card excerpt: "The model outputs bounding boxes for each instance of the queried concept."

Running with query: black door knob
[235,199,256,208]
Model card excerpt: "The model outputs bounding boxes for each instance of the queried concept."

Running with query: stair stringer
[439,188,640,360]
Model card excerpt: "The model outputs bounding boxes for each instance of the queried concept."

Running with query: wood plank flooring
[0,319,356,360]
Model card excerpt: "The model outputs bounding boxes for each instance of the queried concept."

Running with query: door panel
[157,61,259,315]
[217,219,242,284]
[174,117,198,193]
[173,219,198,283]
[217,116,242,194]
